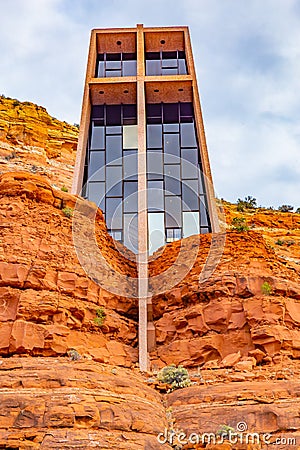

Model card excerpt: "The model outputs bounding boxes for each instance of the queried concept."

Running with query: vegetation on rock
[231,216,249,232]
[157,365,191,391]
[94,307,106,327]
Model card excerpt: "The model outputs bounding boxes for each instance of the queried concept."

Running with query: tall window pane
[88,182,105,210]
[147,124,162,148]
[148,213,165,254]
[106,135,122,164]
[183,211,200,237]
[124,181,138,213]
[88,151,105,181]
[106,166,122,196]
[165,196,182,227]
[180,123,197,147]
[124,150,138,180]
[147,151,163,180]
[123,125,138,148]
[106,197,122,229]
[124,213,138,253]
[148,181,164,211]
[90,125,104,150]
[164,165,181,195]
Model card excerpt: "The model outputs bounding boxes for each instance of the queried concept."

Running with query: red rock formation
[1,98,300,449]
[0,172,138,367]
[0,96,78,190]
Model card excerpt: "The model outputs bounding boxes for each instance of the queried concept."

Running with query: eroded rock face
[0,96,78,190]
[0,358,171,450]
[0,172,138,366]
[149,231,300,369]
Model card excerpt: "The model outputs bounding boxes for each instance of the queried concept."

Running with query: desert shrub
[216,424,235,439]
[278,205,293,213]
[4,151,16,161]
[157,365,191,391]
[231,217,249,232]
[62,207,73,218]
[286,239,295,246]
[30,165,38,173]
[236,196,257,212]
[275,239,284,246]
[68,349,81,361]
[61,186,68,192]
[261,281,272,296]
[94,307,106,327]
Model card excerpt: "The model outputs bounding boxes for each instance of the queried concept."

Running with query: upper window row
[95,51,187,78]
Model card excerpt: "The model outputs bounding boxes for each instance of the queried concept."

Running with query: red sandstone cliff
[0,97,300,449]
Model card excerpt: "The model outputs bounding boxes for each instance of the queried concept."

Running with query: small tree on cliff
[278,205,293,213]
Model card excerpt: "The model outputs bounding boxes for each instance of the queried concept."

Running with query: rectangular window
[106,105,121,126]
[146,59,161,76]
[147,124,162,148]
[164,165,181,195]
[106,166,122,196]
[123,60,137,76]
[124,181,138,213]
[166,228,182,242]
[181,148,199,179]
[165,196,182,227]
[200,197,209,227]
[106,197,122,229]
[124,213,138,253]
[106,126,122,135]
[145,51,187,76]
[183,211,200,237]
[148,180,164,211]
[180,123,197,147]
[147,150,163,180]
[110,230,122,241]
[164,133,180,163]
[182,179,199,211]
[161,68,178,75]
[88,151,105,181]
[123,125,138,149]
[88,182,105,210]
[123,149,138,181]
[148,212,165,254]
[90,124,105,150]
[106,135,122,164]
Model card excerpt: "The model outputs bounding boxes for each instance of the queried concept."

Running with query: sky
[1,0,300,208]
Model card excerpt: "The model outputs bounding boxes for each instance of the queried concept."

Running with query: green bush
[231,217,249,232]
[62,207,73,218]
[216,424,235,438]
[275,239,284,246]
[68,349,81,361]
[261,281,272,296]
[236,196,257,212]
[278,205,293,213]
[94,307,106,327]
[157,364,191,391]
[61,186,68,192]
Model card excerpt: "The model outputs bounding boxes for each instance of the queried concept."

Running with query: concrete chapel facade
[72,25,219,370]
